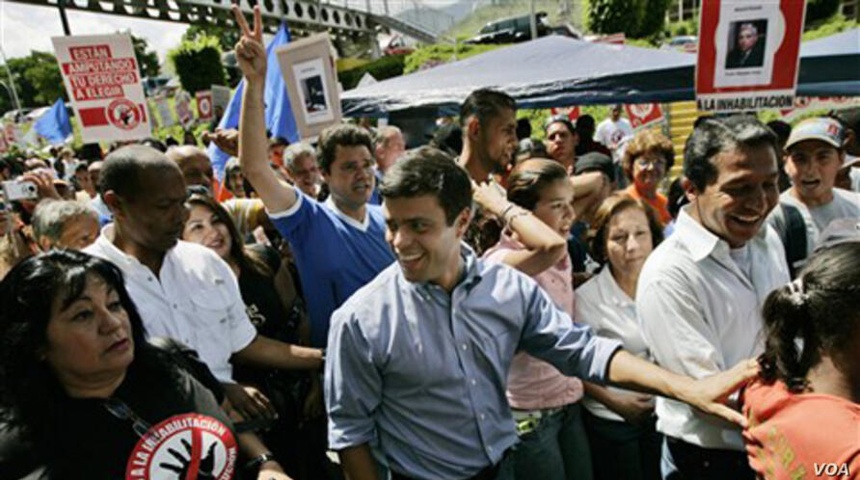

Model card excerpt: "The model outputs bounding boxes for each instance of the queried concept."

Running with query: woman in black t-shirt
[0,250,290,479]
[183,194,324,480]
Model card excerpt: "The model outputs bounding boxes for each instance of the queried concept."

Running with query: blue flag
[33,98,72,145]
[208,23,299,182]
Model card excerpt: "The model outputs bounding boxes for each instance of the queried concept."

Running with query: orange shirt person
[742,241,860,479]
[621,130,674,226]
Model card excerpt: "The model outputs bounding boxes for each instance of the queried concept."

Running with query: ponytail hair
[759,242,860,392]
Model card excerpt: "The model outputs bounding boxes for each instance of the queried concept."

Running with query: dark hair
[766,120,792,148]
[506,159,568,211]
[684,116,778,191]
[588,193,664,266]
[666,176,688,220]
[317,124,374,173]
[184,194,272,278]
[139,137,168,153]
[0,250,180,452]
[622,129,675,181]
[99,145,180,201]
[576,114,596,134]
[759,242,860,392]
[379,147,471,225]
[544,115,575,135]
[459,88,516,128]
[516,118,532,141]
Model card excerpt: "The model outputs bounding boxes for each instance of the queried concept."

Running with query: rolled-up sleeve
[325,310,382,450]
[518,281,622,384]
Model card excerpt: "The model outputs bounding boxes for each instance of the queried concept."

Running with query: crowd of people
[0,6,858,480]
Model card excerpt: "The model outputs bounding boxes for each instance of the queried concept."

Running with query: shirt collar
[324,196,369,231]
[597,266,634,308]
[92,224,174,273]
[675,205,770,263]
[406,242,483,297]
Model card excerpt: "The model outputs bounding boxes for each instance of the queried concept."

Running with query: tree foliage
[636,0,671,38]
[0,51,64,114]
[806,0,841,26]
[183,24,240,52]
[130,33,160,78]
[403,43,501,74]
[587,0,645,36]
[339,54,407,90]
[168,33,226,95]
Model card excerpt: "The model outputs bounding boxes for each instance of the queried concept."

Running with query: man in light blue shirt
[325,147,760,480]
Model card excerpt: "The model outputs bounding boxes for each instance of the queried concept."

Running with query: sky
[0,1,186,63]
[0,0,462,65]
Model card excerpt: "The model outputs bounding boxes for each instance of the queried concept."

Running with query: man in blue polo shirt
[234,11,394,347]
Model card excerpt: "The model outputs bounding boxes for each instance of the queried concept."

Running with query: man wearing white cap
[766,117,860,273]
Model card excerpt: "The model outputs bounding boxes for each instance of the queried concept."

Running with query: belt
[510,406,564,421]
[511,406,564,436]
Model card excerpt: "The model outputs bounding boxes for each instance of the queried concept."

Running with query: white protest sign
[52,34,151,142]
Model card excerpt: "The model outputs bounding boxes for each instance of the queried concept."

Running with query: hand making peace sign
[231,4,267,83]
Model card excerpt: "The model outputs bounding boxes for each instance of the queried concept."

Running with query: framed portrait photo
[276,33,342,139]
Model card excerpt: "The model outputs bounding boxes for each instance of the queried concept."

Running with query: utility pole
[529,0,537,40]
[0,46,22,114]
[57,0,72,35]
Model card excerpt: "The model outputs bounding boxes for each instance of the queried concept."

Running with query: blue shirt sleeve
[325,309,383,450]
[517,278,622,384]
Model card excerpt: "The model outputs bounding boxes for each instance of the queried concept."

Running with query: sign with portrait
[52,33,151,143]
[695,0,805,112]
[275,33,341,139]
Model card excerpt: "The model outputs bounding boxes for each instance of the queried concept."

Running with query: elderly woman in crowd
[621,130,674,226]
[0,250,290,479]
[575,194,664,480]
[743,241,860,478]
[31,199,100,251]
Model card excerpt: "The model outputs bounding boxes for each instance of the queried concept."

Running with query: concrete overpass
[6,0,445,44]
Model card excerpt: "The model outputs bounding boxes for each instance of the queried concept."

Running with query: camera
[1,180,39,201]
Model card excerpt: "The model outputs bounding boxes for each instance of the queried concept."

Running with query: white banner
[52,33,151,142]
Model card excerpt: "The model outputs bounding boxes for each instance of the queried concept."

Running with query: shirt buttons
[461,344,468,351]
[480,413,486,421]
[471,379,477,386]
[487,446,494,453]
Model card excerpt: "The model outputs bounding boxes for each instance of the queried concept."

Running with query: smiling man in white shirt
[637,116,790,480]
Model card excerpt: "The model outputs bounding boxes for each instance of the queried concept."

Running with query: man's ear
[466,116,481,141]
[102,190,123,217]
[681,176,698,203]
[455,208,472,237]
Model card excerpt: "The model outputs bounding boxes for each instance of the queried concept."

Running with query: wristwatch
[245,452,277,470]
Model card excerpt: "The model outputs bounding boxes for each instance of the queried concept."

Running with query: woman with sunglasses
[621,130,675,226]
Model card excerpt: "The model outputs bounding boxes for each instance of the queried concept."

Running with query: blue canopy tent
[341,28,860,116]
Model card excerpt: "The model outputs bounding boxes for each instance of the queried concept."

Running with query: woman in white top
[575,193,664,480]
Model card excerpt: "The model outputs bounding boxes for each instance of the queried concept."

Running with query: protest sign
[625,103,664,129]
[696,0,805,112]
[550,106,581,121]
[52,33,151,142]
[780,96,860,121]
[154,95,174,127]
[276,33,341,139]
[211,85,231,117]
[175,90,194,127]
[196,90,214,121]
